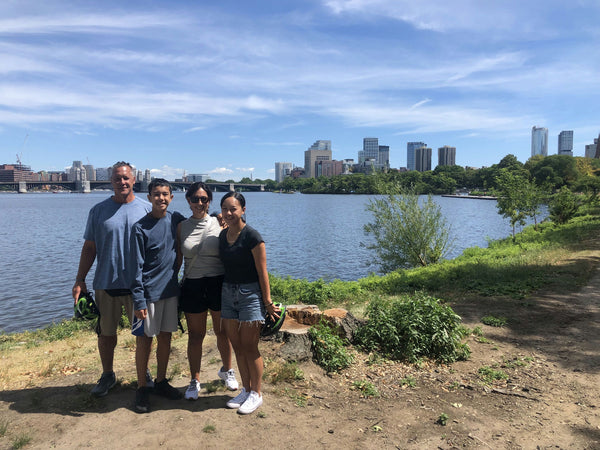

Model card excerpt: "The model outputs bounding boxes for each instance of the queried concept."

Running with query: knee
[188,330,206,344]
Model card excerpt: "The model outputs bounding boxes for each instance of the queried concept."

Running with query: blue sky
[1,0,599,180]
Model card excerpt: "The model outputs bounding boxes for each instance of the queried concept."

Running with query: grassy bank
[270,214,600,309]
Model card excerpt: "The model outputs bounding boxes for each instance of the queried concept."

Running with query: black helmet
[261,303,286,337]
[74,292,99,320]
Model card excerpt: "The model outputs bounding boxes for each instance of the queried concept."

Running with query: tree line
[220,154,600,196]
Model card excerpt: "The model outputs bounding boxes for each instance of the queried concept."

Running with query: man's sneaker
[91,371,116,397]
[184,379,200,400]
[218,368,239,391]
[153,378,183,400]
[226,387,249,409]
[238,390,263,415]
[135,387,151,413]
[145,369,154,389]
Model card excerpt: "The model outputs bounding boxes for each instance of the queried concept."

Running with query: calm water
[0,191,541,332]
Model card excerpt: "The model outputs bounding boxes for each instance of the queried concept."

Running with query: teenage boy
[130,178,185,413]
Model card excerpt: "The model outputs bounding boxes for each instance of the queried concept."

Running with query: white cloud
[209,167,234,175]
[150,165,184,179]
[235,167,255,172]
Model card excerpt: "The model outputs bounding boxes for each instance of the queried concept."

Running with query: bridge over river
[0,180,265,193]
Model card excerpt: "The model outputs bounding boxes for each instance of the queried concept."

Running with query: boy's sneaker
[184,379,200,400]
[135,387,151,413]
[238,390,263,415]
[226,387,249,409]
[153,378,182,400]
[91,371,116,397]
[145,369,154,389]
[218,368,239,391]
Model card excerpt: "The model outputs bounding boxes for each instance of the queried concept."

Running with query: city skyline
[1,1,599,180]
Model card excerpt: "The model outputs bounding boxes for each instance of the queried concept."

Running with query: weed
[366,353,385,366]
[471,326,483,336]
[202,423,216,434]
[12,433,32,449]
[352,380,379,398]
[257,411,267,418]
[208,357,220,365]
[481,315,507,327]
[122,337,136,350]
[355,293,471,364]
[503,356,530,369]
[400,375,416,388]
[169,363,183,379]
[308,321,354,373]
[448,381,460,390]
[476,336,490,344]
[478,366,509,383]
[437,413,449,426]
[0,419,8,437]
[264,360,304,384]
[204,380,221,394]
[281,387,308,407]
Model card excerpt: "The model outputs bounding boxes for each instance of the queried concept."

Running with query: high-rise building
[316,160,343,177]
[68,161,85,181]
[407,142,426,171]
[531,126,548,157]
[274,162,293,183]
[438,146,456,167]
[96,167,110,181]
[304,140,332,178]
[84,164,96,181]
[188,173,208,182]
[415,147,432,172]
[378,145,390,169]
[558,131,573,156]
[360,138,379,163]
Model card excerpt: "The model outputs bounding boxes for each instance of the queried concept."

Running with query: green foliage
[354,293,471,364]
[481,315,507,327]
[12,433,32,449]
[478,366,509,383]
[265,360,305,384]
[352,380,379,398]
[364,189,454,270]
[400,375,417,387]
[549,186,581,224]
[437,413,449,426]
[308,321,354,373]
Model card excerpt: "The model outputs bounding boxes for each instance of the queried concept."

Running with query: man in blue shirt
[72,161,151,397]
[130,178,184,413]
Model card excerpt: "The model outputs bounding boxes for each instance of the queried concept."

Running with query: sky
[1,0,599,181]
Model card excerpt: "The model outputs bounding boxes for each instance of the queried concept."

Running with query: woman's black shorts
[179,275,224,314]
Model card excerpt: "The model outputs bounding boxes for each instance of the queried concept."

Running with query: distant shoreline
[441,194,497,200]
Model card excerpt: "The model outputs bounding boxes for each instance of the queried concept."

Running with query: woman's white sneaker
[226,388,249,409]
[218,368,239,391]
[184,379,200,400]
[237,391,262,415]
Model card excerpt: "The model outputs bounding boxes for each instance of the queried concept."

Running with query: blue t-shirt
[83,196,152,291]
[130,210,185,311]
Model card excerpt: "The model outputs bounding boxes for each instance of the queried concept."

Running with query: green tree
[549,186,580,224]
[494,169,530,241]
[363,187,453,271]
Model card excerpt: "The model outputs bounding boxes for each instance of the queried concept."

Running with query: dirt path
[2,268,600,449]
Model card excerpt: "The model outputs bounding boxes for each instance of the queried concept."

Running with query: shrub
[308,321,354,373]
[354,293,470,363]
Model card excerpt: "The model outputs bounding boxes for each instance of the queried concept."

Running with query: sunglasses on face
[190,195,209,204]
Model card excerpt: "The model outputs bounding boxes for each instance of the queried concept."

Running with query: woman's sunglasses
[190,195,209,204]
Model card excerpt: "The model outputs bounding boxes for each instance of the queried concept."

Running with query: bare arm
[251,242,277,318]
[72,240,96,302]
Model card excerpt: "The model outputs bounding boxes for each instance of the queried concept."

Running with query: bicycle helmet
[261,302,286,337]
[74,292,100,320]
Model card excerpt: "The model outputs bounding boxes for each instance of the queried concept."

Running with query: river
[0,191,543,332]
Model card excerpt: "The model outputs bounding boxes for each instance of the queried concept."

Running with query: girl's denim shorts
[221,281,266,323]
